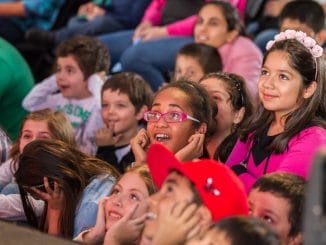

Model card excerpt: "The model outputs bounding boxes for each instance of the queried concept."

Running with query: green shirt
[0,38,34,141]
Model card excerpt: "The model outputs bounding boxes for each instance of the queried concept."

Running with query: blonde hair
[123,165,157,195]
[10,109,76,168]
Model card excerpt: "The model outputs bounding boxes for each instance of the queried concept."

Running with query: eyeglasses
[143,111,200,123]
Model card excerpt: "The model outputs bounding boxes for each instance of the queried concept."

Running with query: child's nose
[154,116,168,127]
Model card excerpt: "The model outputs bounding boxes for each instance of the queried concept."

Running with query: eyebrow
[164,178,178,185]
[22,130,50,134]
[151,103,184,111]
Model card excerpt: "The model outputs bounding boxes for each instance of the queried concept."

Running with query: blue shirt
[0,0,66,31]
[73,174,116,237]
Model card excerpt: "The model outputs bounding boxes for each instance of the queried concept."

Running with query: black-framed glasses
[143,111,200,123]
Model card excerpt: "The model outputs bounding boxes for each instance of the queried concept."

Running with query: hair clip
[234,82,245,108]
[204,177,220,196]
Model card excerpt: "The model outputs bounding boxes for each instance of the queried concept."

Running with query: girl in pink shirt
[226,30,326,192]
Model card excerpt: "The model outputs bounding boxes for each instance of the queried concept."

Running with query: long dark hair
[240,39,326,153]
[199,72,254,162]
[15,139,119,238]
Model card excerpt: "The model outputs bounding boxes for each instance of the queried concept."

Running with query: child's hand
[81,197,109,244]
[152,200,201,245]
[103,203,147,245]
[140,26,168,41]
[96,124,123,147]
[78,2,94,16]
[133,21,153,41]
[130,128,150,164]
[31,177,64,211]
[175,133,205,162]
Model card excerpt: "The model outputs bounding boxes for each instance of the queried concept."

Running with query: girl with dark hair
[199,72,254,161]
[15,139,119,238]
[131,80,216,164]
[226,30,326,193]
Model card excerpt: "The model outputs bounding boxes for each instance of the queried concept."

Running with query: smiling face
[56,55,91,99]
[174,54,205,82]
[19,120,52,153]
[194,4,236,48]
[147,87,198,153]
[248,189,292,244]
[259,50,304,120]
[101,89,142,136]
[104,172,149,231]
[140,171,194,245]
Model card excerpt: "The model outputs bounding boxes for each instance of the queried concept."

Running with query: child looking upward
[249,172,306,245]
[23,36,110,155]
[96,72,153,173]
[226,30,326,192]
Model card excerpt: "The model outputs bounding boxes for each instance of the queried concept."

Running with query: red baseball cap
[147,144,249,221]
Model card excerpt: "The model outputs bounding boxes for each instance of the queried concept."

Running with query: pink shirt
[226,126,326,193]
[219,36,263,99]
[141,0,247,36]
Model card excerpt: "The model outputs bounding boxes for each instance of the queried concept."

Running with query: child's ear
[316,29,326,45]
[197,205,212,225]
[233,107,245,124]
[288,232,303,245]
[226,29,239,43]
[135,105,148,121]
[196,123,207,134]
[303,81,317,99]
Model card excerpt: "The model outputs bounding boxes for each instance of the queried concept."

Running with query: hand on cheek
[104,203,147,245]
[175,133,205,162]
[152,200,201,245]
[130,128,150,164]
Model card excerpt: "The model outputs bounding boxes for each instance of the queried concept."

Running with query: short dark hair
[102,72,153,113]
[177,43,223,75]
[215,216,282,245]
[279,0,325,33]
[55,35,110,79]
[252,172,306,238]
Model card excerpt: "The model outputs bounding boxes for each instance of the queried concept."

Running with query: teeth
[109,212,122,219]
[155,134,169,142]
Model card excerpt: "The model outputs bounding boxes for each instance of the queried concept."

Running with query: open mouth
[154,133,170,142]
[108,211,122,220]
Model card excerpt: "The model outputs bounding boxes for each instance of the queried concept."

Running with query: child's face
[101,89,142,135]
[200,77,239,134]
[186,228,230,245]
[19,120,52,153]
[141,171,195,244]
[146,88,198,154]
[259,50,304,120]
[104,172,149,231]
[194,4,235,48]
[174,54,205,82]
[248,188,292,243]
[56,55,90,99]
[280,19,315,39]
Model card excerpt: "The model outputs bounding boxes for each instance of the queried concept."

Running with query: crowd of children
[0,0,326,244]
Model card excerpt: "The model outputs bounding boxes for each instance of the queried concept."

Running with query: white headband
[266,30,323,58]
